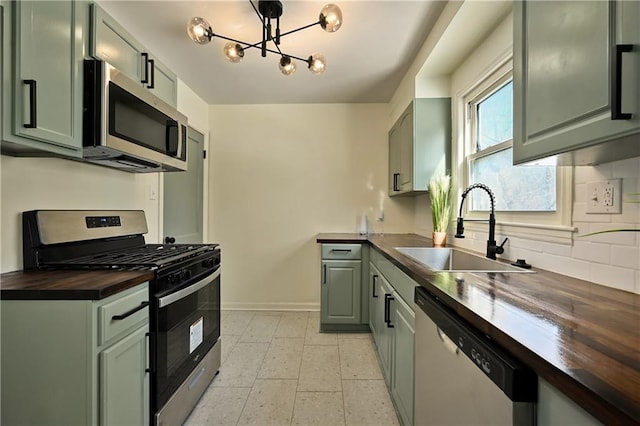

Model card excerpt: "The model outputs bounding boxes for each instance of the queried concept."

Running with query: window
[467,79,556,212]
[458,58,573,238]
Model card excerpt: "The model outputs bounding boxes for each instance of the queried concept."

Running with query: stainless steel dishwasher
[414,286,537,425]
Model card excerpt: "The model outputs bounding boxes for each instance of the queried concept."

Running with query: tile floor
[185,310,400,426]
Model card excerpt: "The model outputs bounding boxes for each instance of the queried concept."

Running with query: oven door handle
[158,266,221,308]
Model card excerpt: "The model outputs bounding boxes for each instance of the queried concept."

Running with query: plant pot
[432,231,447,247]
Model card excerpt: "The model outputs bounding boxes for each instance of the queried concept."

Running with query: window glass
[476,81,513,151]
[470,148,556,211]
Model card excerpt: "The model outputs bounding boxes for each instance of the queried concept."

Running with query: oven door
[153,266,220,410]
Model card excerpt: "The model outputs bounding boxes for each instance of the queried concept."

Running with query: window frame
[455,56,574,243]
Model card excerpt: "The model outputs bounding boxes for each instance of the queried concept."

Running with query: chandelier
[187,1,343,76]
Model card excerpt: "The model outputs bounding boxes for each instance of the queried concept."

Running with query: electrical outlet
[586,179,621,214]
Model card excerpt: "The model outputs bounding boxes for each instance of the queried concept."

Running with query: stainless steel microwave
[83,60,188,172]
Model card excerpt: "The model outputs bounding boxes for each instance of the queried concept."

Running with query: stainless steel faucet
[454,183,508,260]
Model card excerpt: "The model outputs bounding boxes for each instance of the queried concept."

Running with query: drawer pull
[330,249,352,253]
[112,301,149,321]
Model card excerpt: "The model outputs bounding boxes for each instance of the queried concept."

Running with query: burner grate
[46,244,217,269]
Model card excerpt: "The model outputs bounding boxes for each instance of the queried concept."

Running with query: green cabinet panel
[537,377,602,425]
[91,4,178,107]
[368,263,381,339]
[513,1,640,165]
[1,0,84,157]
[100,325,149,426]
[369,247,417,425]
[389,98,451,196]
[321,260,362,324]
[391,293,415,426]
[0,282,149,425]
[92,3,145,83]
[375,274,394,384]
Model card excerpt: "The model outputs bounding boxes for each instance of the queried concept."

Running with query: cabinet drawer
[98,285,149,345]
[322,244,362,260]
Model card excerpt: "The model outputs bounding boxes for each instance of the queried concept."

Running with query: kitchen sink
[394,247,534,273]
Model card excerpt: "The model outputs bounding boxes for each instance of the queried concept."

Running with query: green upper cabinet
[389,98,451,196]
[1,0,84,157]
[513,0,640,165]
[90,4,177,107]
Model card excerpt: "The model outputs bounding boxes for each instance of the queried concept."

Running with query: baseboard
[221,302,320,311]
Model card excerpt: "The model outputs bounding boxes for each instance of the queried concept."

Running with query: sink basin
[394,247,534,273]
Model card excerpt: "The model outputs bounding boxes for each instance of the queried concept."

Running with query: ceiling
[97,1,447,105]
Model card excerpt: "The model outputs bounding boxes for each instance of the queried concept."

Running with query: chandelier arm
[278,21,323,39]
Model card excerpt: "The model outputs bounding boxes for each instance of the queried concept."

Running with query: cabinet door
[388,105,413,194]
[376,276,394,385]
[5,0,82,153]
[99,325,149,426]
[321,260,362,324]
[391,293,415,426]
[146,55,178,108]
[368,263,381,340]
[388,124,401,193]
[397,106,414,192]
[513,1,640,165]
[91,4,145,83]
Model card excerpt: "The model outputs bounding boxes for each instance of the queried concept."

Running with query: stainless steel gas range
[22,210,221,425]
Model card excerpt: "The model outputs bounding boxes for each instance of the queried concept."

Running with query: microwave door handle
[158,266,220,308]
[166,120,179,156]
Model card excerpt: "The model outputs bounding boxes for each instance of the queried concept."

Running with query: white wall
[208,104,415,310]
[413,13,640,295]
[0,157,161,272]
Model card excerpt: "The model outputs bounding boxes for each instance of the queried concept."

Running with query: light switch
[586,179,621,214]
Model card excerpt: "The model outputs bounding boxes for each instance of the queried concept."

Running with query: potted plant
[429,175,452,247]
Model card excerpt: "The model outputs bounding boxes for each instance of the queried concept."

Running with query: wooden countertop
[0,269,154,300]
[317,233,640,425]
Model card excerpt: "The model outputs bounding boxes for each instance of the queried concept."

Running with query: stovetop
[44,243,219,270]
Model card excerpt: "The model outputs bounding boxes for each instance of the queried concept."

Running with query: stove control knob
[168,273,178,284]
[181,269,192,281]
[202,258,215,268]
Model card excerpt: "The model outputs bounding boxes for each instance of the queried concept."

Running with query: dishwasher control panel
[415,287,537,402]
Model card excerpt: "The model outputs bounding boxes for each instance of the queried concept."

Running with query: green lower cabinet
[370,251,416,425]
[100,325,149,426]
[391,292,415,426]
[0,283,149,425]
[321,260,362,325]
[377,275,395,385]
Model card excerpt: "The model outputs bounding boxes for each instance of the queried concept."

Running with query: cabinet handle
[384,293,394,328]
[148,59,155,89]
[611,44,633,120]
[393,173,400,191]
[23,80,37,128]
[322,264,327,284]
[141,52,149,84]
[330,249,352,253]
[372,274,378,298]
[111,301,149,320]
[146,331,155,374]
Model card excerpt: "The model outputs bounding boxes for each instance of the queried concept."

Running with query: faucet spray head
[454,217,465,238]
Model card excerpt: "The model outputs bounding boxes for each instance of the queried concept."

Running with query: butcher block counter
[317,233,640,425]
[0,269,154,300]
